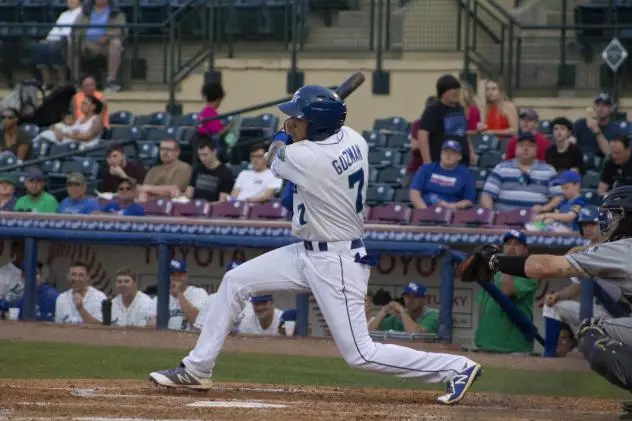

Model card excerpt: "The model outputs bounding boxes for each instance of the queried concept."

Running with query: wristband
[490,255,528,278]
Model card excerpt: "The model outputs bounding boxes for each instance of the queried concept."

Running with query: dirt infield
[0,322,624,420]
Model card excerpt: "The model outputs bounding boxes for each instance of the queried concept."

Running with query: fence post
[462,0,471,79]
[439,251,455,343]
[22,237,39,321]
[296,293,309,336]
[156,243,171,329]
[287,0,304,93]
[372,0,390,94]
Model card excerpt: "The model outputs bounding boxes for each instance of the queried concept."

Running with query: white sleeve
[234,172,245,190]
[270,143,313,188]
[85,291,106,322]
[54,295,64,324]
[146,295,157,318]
[190,288,208,310]
[267,171,283,190]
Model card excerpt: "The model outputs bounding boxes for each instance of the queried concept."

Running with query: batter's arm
[265,140,286,169]
[556,282,582,301]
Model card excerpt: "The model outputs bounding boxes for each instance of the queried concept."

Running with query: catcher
[459,185,632,417]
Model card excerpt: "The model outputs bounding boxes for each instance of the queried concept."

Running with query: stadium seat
[140,0,169,29]
[478,150,503,169]
[0,0,21,22]
[170,112,198,127]
[618,121,632,136]
[368,149,401,168]
[376,166,407,185]
[368,203,411,224]
[393,187,410,204]
[48,142,79,157]
[582,153,603,171]
[137,141,160,166]
[143,199,174,216]
[582,189,602,206]
[241,113,278,134]
[247,200,287,220]
[411,205,454,225]
[135,112,171,127]
[176,126,195,145]
[386,133,409,150]
[110,126,143,141]
[50,0,67,19]
[0,154,16,168]
[143,126,168,141]
[59,158,99,179]
[363,131,388,149]
[209,201,247,219]
[471,134,500,153]
[366,184,395,205]
[172,199,210,217]
[31,140,49,158]
[470,167,489,190]
[495,208,533,228]
[498,138,510,155]
[453,206,495,226]
[109,111,136,127]
[373,116,408,134]
[538,120,552,135]
[40,159,61,173]
[582,171,600,189]
[21,123,40,138]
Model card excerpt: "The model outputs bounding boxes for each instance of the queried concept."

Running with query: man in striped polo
[480,132,562,212]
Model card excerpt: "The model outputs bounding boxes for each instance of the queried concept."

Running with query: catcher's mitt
[457,243,502,282]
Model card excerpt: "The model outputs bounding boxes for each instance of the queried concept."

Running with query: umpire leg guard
[578,325,632,391]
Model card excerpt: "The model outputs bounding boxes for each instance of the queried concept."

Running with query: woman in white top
[33,0,82,88]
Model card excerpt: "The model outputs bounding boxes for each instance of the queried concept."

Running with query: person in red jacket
[505,109,549,161]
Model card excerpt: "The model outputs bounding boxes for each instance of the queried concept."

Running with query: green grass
[0,340,627,399]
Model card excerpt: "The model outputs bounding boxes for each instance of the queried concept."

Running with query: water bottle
[102,299,112,326]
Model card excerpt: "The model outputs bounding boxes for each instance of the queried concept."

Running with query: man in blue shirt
[409,140,476,209]
[2,262,59,322]
[572,93,620,158]
[58,173,100,215]
[100,177,145,216]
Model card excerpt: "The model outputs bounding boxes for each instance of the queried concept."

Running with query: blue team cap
[402,282,427,297]
[169,259,188,273]
[226,260,243,273]
[442,140,462,152]
[502,230,527,245]
[279,309,296,326]
[558,170,582,185]
[250,294,273,303]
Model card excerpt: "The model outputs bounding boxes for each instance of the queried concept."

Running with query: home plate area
[0,379,622,421]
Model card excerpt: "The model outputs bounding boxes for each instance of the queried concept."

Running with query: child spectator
[530,171,585,232]
[197,83,233,138]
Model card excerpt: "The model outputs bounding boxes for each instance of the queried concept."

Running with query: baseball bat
[334,72,366,100]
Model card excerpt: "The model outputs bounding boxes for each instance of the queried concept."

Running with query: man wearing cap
[573,93,619,158]
[409,140,476,209]
[546,117,583,174]
[599,135,632,195]
[14,168,58,213]
[99,178,145,216]
[481,132,562,212]
[154,259,207,331]
[237,294,284,336]
[505,109,549,161]
[417,74,475,167]
[58,173,100,214]
[475,231,539,353]
[0,173,17,211]
[368,282,439,335]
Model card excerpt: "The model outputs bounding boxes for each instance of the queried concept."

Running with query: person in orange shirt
[71,75,110,128]
[477,79,518,137]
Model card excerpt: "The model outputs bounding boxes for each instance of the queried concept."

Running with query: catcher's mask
[600,185,632,241]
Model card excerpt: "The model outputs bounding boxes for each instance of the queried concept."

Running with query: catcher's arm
[522,255,581,280]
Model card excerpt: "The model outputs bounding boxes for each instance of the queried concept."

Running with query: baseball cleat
[437,363,482,405]
[149,363,213,390]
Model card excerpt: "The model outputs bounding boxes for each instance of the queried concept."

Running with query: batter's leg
[300,249,481,405]
[149,243,310,389]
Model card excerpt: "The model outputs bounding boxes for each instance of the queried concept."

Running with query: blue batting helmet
[279,85,346,142]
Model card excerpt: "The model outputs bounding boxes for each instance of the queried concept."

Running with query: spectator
[111,267,156,328]
[531,170,585,232]
[0,173,17,211]
[52,94,103,149]
[478,79,518,136]
[417,75,475,167]
[197,83,232,138]
[475,231,538,353]
[99,177,145,216]
[58,173,100,214]
[599,136,632,195]
[505,109,549,161]
[33,0,82,89]
[230,143,283,203]
[368,282,439,334]
[573,93,619,158]
[154,259,207,332]
[237,295,284,336]
[74,0,125,92]
[70,75,110,127]
[546,117,583,174]
[460,82,481,135]
[14,168,59,213]
[16,262,58,322]
[54,260,106,324]
[406,96,436,177]
[409,140,476,209]
[185,139,234,203]
[481,133,562,212]
[98,144,145,193]
[1,107,32,160]
[139,138,192,201]
[0,242,24,309]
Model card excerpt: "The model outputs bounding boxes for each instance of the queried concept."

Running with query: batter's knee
[579,327,632,391]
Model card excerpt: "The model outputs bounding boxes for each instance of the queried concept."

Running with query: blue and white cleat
[149,363,213,391]
[437,363,482,405]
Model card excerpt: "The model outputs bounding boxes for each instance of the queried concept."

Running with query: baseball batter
[150,85,482,405]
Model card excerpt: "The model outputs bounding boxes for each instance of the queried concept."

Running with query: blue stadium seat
[582,189,602,206]
[143,126,168,141]
[241,113,278,135]
[135,112,171,127]
[31,139,49,158]
[21,123,40,138]
[366,184,395,206]
[176,126,195,146]
[470,167,489,190]
[50,0,67,20]
[368,167,379,183]
[581,171,600,189]
[140,0,169,31]
[48,142,79,157]
[394,187,410,204]
[538,120,552,135]
[228,162,250,178]
[0,0,21,23]
[110,126,143,141]
[377,166,407,185]
[363,130,388,149]
[478,150,503,169]
[373,116,408,134]
[618,121,632,136]
[386,133,409,149]
[170,112,198,127]
[137,141,160,166]
[22,21,47,39]
[582,152,603,171]
[0,154,17,167]
[110,111,136,127]
[471,134,500,153]
[70,157,100,179]
[368,149,402,168]
[41,159,62,174]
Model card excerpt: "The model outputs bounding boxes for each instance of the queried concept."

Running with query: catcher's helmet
[576,206,600,236]
[600,185,632,238]
[601,185,632,212]
[279,85,346,142]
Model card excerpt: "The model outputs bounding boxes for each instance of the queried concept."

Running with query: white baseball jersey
[153,285,207,331]
[0,262,23,302]
[271,126,368,241]
[54,286,106,324]
[234,168,283,201]
[238,305,283,336]
[111,291,156,327]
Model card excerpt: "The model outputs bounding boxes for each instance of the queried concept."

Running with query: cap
[26,167,45,181]
[436,74,461,98]
[67,172,86,185]
[558,170,582,185]
[442,140,462,152]
[226,260,243,273]
[594,93,613,105]
[550,116,573,131]
[519,109,539,121]
[169,259,188,273]
[517,131,537,143]
[249,294,273,303]
[0,172,16,185]
[502,230,527,245]
[279,309,297,326]
[402,282,426,297]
